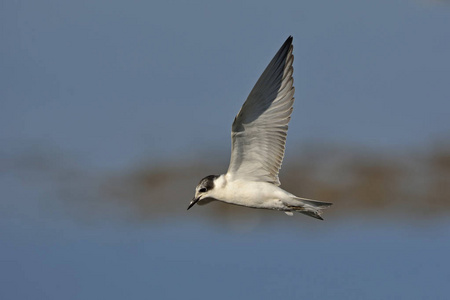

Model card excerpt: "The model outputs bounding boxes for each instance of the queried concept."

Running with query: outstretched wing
[227,36,295,186]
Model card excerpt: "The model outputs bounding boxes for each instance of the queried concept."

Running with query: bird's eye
[199,188,207,193]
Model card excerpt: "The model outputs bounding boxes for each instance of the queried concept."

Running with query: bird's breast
[213,180,285,208]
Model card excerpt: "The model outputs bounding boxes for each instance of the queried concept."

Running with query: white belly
[213,179,289,210]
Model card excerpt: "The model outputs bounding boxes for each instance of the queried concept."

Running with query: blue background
[1,0,450,299]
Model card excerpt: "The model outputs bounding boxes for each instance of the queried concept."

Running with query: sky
[1,0,450,299]
[1,0,450,170]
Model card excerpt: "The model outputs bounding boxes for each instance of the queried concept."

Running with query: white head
[187,175,218,210]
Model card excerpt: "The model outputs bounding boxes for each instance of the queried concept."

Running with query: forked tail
[286,197,333,220]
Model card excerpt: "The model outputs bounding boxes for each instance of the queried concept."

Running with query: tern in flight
[188,36,332,220]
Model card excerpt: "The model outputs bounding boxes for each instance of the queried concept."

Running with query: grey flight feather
[227,36,295,186]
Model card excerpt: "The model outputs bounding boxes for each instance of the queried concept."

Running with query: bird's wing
[227,36,295,186]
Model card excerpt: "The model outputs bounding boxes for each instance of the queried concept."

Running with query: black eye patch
[199,188,207,193]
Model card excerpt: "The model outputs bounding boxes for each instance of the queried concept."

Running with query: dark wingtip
[285,36,293,47]
[277,36,293,57]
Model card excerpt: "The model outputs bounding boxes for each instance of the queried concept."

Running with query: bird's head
[187,175,218,210]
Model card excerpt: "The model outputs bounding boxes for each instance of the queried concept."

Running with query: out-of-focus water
[2,209,449,299]
[1,157,450,300]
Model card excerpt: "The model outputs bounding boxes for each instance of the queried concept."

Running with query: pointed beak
[187,196,200,210]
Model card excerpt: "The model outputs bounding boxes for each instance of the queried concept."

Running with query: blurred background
[1,0,450,299]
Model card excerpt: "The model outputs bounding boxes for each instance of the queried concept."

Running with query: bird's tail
[287,197,333,220]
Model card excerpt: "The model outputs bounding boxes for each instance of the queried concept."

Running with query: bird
[187,36,332,220]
